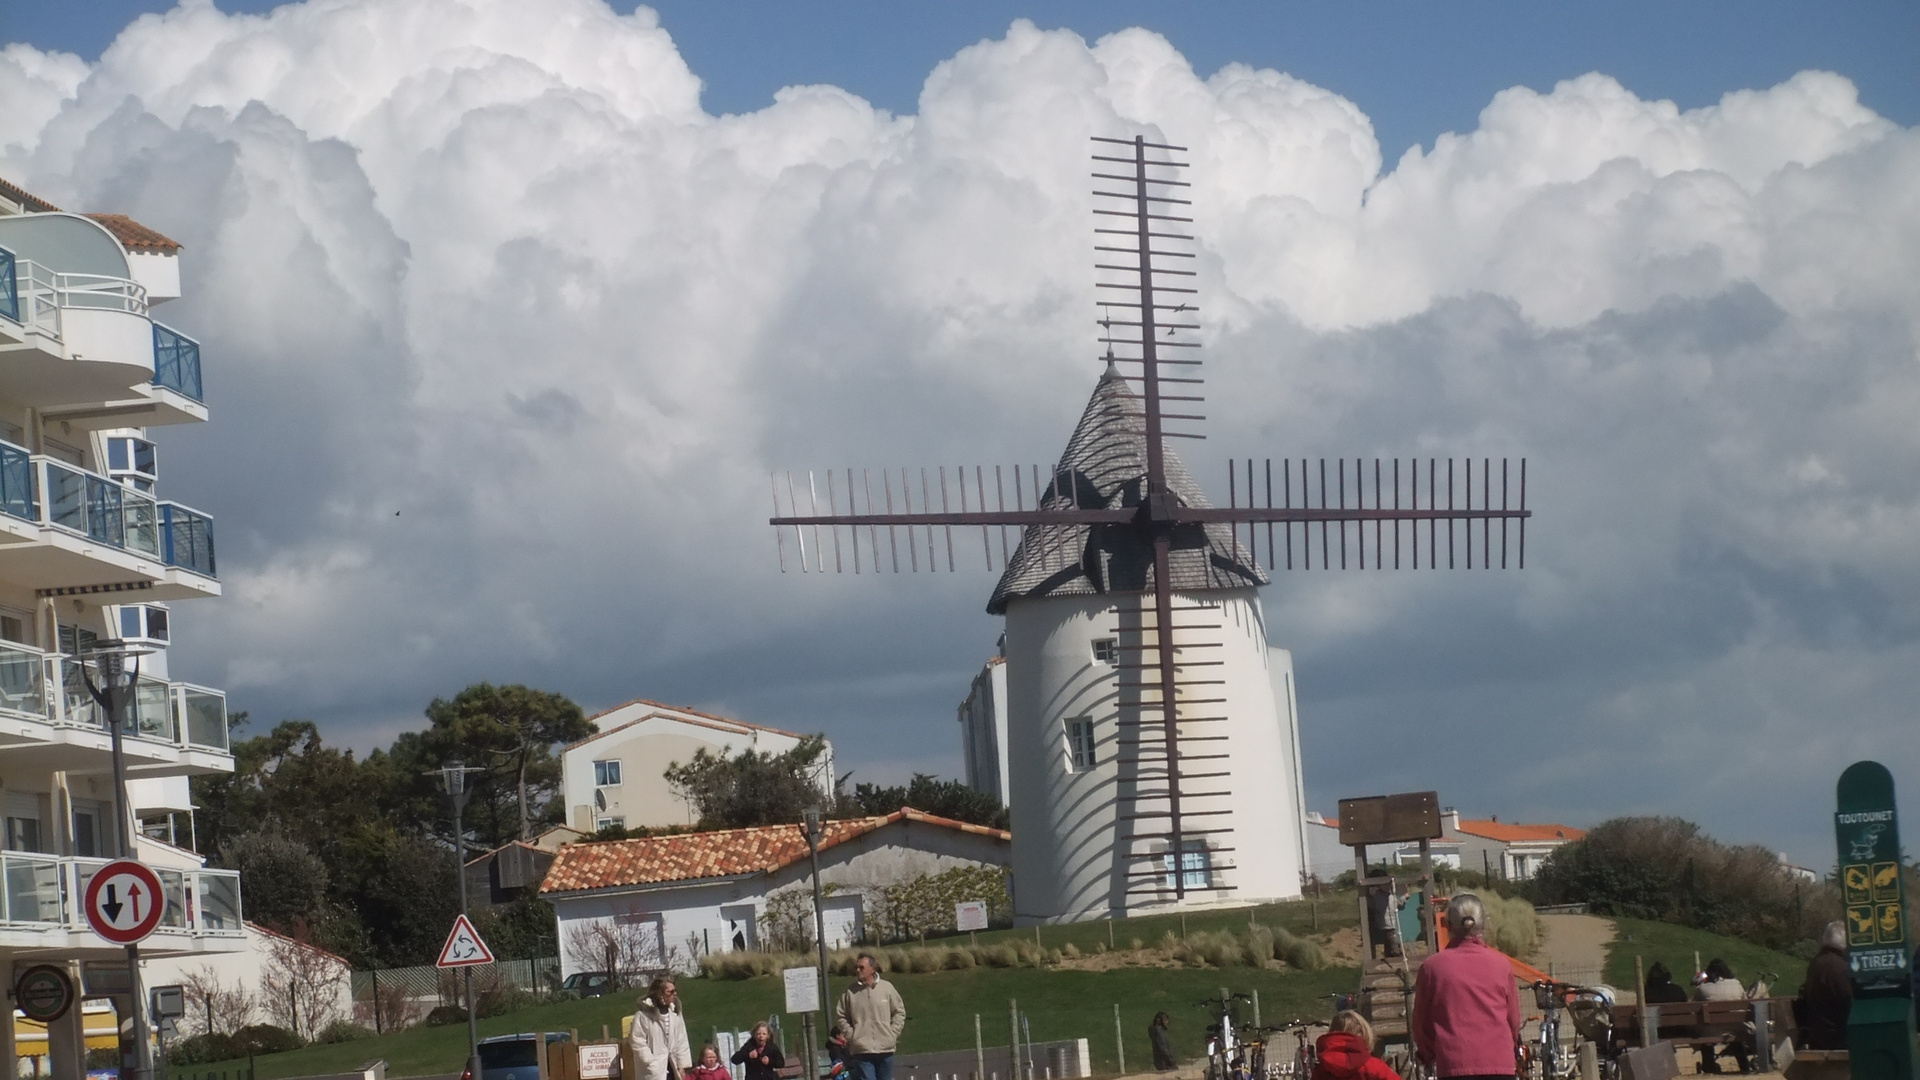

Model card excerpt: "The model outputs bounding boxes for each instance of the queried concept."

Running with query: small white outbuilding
[541,809,1011,977]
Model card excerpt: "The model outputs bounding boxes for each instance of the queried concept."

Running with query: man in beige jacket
[630,975,693,1080]
[835,954,906,1080]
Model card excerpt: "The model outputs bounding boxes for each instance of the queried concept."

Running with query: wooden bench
[1607,999,1790,1072]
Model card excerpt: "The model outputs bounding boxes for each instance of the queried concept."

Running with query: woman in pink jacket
[1412,894,1521,1080]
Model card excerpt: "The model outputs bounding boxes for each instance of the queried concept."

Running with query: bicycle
[1198,993,1254,1080]
[1269,1018,1327,1079]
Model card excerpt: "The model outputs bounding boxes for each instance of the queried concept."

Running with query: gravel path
[1535,913,1617,986]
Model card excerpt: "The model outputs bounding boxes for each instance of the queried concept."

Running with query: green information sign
[1835,760,1918,1080]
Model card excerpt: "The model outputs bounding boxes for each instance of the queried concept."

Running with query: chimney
[1443,807,1460,833]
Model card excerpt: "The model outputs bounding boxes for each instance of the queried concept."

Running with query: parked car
[557,971,617,999]
[461,1032,573,1080]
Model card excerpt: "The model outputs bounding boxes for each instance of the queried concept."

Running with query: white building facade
[560,700,834,832]
[0,180,243,1078]
[542,809,1010,977]
[955,652,1008,806]
[987,368,1308,924]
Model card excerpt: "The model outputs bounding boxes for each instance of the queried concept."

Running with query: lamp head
[802,807,821,837]
[441,761,467,795]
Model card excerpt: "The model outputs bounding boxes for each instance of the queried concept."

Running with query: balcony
[0,853,243,951]
[151,322,203,403]
[0,642,231,769]
[0,439,218,599]
[0,251,160,408]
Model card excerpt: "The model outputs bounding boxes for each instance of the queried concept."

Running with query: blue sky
[16,1,1918,159]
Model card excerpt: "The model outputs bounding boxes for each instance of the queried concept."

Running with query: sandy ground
[1534,913,1617,985]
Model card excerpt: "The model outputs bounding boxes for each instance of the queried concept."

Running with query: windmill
[769,136,1532,922]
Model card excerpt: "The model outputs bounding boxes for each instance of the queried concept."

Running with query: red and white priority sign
[83,860,166,945]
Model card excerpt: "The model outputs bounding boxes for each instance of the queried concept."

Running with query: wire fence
[349,957,560,1033]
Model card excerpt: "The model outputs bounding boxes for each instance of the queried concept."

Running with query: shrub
[317,1020,375,1044]
[884,948,912,973]
[478,986,539,1018]
[984,944,1018,968]
[1130,938,1143,951]
[945,947,975,970]
[909,947,944,974]
[233,1023,305,1055]
[1244,926,1275,966]
[1481,892,1541,958]
[1061,943,1081,960]
[168,1033,242,1065]
[422,1005,468,1028]
[1283,939,1326,971]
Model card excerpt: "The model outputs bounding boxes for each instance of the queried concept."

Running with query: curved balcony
[0,642,231,774]
[0,251,156,408]
[0,854,243,954]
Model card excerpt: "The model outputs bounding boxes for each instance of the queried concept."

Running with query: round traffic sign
[16,965,73,1022]
[82,859,166,944]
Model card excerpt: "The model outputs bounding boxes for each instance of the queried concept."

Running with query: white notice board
[783,966,820,1013]
[579,1043,622,1080]
[955,901,988,931]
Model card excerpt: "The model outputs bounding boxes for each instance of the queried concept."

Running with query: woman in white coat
[629,975,693,1080]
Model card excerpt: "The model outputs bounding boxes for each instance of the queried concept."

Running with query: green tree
[391,684,592,848]
[665,735,837,828]
[851,773,1008,829]
[221,828,328,931]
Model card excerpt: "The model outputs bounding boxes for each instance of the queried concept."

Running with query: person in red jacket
[1313,1011,1398,1080]
[690,1046,732,1080]
[1412,894,1522,1080]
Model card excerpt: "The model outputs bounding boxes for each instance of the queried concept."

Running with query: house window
[593,759,622,787]
[1091,639,1117,664]
[0,610,27,645]
[595,816,625,832]
[118,605,169,644]
[5,816,41,853]
[1064,717,1096,772]
[1162,842,1211,890]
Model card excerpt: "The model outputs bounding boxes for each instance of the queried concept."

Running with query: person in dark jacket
[1149,1012,1177,1071]
[1799,921,1853,1051]
[732,1022,786,1080]
[1643,962,1689,1004]
[1313,1011,1398,1080]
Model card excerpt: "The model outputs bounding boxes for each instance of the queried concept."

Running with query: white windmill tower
[769,135,1532,925]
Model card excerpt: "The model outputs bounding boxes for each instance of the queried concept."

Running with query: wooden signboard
[1338,791,1442,846]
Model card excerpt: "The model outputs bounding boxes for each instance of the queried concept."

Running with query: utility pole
[81,642,152,1080]
[440,762,482,1080]
[803,807,832,1051]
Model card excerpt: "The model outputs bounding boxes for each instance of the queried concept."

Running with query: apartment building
[0,178,243,1078]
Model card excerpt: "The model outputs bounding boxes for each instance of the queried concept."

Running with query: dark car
[462,1032,573,1080]
[558,971,616,999]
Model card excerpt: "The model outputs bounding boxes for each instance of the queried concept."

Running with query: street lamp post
[441,762,482,1080]
[802,806,831,1063]
[79,641,154,1080]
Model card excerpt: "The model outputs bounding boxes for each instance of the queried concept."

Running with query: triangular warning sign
[436,913,495,968]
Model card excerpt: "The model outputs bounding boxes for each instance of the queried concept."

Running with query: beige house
[560,700,834,831]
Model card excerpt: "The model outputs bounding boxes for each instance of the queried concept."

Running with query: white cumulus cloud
[3,0,1915,861]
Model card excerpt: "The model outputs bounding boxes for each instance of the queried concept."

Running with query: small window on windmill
[1163,841,1211,891]
[1091,639,1117,664]
[1064,717,1096,772]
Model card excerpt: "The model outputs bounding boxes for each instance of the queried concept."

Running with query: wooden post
[1635,956,1651,1049]
[1009,1000,1020,1080]
[1251,990,1260,1030]
[976,1013,987,1080]
[1107,919,1114,950]
[1417,837,1434,947]
[1113,1005,1125,1076]
[1354,845,1372,959]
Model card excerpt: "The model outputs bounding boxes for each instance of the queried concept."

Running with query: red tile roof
[1455,820,1584,843]
[86,213,182,254]
[0,177,59,213]
[541,808,1010,894]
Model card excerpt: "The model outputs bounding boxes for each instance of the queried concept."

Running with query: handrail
[0,244,17,323]
[159,500,216,576]
[2,259,149,341]
[51,271,147,315]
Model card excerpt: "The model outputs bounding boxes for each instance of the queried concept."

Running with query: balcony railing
[0,438,217,578]
[160,502,216,577]
[0,856,242,937]
[0,643,230,753]
[152,323,204,402]
[3,259,149,340]
[0,245,16,324]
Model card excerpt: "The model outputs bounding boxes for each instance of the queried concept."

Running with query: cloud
[3,1,1915,864]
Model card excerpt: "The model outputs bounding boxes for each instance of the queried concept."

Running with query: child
[1312,1011,1397,1080]
[689,1045,732,1080]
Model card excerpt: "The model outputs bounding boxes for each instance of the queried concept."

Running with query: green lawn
[168,897,1359,1080]
[1603,917,1809,996]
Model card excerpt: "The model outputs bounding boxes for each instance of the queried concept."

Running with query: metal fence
[350,957,560,1032]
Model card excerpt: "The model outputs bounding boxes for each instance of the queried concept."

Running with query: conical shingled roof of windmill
[986,364,1268,615]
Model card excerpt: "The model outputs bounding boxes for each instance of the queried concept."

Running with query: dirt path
[1535,913,1617,985]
